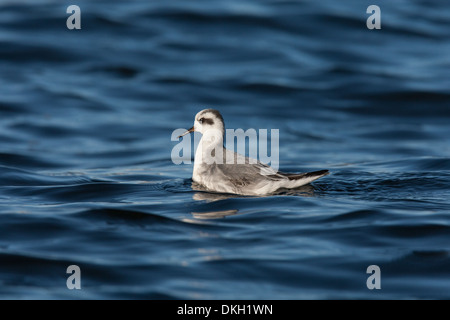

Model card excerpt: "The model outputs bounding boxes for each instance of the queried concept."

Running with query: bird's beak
[178,126,195,138]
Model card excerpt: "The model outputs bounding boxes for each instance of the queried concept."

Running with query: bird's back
[193,148,289,195]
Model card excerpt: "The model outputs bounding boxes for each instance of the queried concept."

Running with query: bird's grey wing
[215,149,287,186]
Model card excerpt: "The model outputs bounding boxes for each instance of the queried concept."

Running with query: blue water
[0,0,449,299]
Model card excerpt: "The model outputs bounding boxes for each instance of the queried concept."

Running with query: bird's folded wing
[216,149,288,182]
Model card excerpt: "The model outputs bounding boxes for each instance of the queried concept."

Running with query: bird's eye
[199,118,204,124]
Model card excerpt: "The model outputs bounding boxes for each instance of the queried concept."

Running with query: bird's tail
[283,170,329,188]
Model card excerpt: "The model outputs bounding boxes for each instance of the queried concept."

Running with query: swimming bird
[178,109,329,196]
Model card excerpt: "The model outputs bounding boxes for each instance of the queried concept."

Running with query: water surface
[0,0,449,299]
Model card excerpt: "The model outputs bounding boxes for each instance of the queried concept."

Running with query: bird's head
[178,108,225,138]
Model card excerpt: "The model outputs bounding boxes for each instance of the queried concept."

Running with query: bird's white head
[178,109,225,138]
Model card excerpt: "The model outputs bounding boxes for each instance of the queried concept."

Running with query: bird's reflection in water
[191,181,317,219]
[192,209,240,219]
